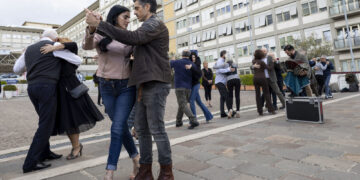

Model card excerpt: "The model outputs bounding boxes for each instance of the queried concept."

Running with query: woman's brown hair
[254,49,265,60]
[57,37,72,43]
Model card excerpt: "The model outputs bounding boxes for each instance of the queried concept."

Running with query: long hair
[98,5,130,53]
[190,51,201,69]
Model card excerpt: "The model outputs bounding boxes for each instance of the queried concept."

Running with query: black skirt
[52,62,104,135]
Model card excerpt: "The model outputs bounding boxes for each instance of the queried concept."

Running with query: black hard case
[285,97,324,123]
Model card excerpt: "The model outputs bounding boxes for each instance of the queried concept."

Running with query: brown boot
[134,164,154,180]
[157,164,174,180]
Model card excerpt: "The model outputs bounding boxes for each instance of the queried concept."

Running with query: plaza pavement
[0,91,359,180]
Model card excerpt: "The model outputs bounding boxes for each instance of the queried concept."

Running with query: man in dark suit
[261,48,285,110]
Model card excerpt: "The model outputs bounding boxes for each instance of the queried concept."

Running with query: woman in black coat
[41,38,104,160]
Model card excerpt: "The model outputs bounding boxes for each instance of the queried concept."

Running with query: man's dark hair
[133,0,157,13]
[182,50,191,58]
[220,50,227,58]
[254,49,265,60]
[283,44,295,51]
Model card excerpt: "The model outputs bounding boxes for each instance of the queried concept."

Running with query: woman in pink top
[82,5,139,180]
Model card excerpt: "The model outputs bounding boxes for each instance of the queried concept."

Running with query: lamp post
[341,0,356,72]
[246,0,255,54]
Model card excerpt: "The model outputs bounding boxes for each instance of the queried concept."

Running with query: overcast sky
[0,0,96,26]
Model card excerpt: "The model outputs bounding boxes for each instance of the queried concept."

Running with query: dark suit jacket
[265,56,278,83]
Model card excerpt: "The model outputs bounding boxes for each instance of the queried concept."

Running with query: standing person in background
[274,58,285,96]
[252,49,276,116]
[170,50,199,129]
[312,57,327,96]
[321,56,334,99]
[225,60,241,118]
[83,5,140,180]
[260,49,285,110]
[214,50,235,118]
[189,52,213,123]
[86,0,175,178]
[202,61,213,107]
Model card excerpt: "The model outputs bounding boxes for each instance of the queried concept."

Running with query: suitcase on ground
[285,97,324,123]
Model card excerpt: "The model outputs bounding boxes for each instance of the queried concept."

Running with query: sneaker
[235,111,240,118]
[228,109,233,119]
[329,95,333,98]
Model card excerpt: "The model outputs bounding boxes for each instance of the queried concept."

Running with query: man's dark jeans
[135,81,172,165]
[215,83,231,115]
[23,83,57,171]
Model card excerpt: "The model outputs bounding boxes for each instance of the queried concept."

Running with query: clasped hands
[85,8,103,32]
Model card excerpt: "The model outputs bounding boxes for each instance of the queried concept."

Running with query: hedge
[3,85,17,91]
[18,80,28,84]
[85,76,93,81]
[1,81,7,85]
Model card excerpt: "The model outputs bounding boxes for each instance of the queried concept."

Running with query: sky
[0,0,96,26]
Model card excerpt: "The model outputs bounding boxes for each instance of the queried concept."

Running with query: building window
[302,0,327,16]
[190,34,201,45]
[276,5,298,23]
[177,36,189,48]
[279,36,296,49]
[218,23,232,37]
[202,29,216,42]
[323,30,332,42]
[253,0,265,4]
[237,44,253,57]
[233,0,248,10]
[186,0,198,6]
[176,18,187,29]
[216,1,231,16]
[174,0,183,11]
[201,7,214,22]
[254,12,273,28]
[188,13,200,26]
[234,20,251,33]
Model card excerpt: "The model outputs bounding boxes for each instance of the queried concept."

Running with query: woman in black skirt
[40,38,104,160]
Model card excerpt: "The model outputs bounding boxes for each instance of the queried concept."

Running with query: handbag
[69,83,89,99]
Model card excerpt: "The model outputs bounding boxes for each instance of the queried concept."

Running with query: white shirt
[13,37,82,74]
[262,57,269,78]
[214,57,231,85]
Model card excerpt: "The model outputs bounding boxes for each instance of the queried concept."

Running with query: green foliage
[239,74,254,85]
[3,85,17,91]
[18,80,28,84]
[1,81,7,85]
[294,34,333,60]
[85,76,93,81]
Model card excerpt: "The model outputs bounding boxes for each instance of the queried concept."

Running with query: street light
[341,0,356,72]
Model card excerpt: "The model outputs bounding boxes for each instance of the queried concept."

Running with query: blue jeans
[99,78,138,170]
[324,75,332,97]
[190,83,213,121]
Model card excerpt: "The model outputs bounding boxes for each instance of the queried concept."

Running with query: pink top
[82,28,132,80]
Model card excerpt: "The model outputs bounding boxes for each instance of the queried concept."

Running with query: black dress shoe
[23,162,51,173]
[188,122,199,129]
[175,122,183,127]
[43,151,62,161]
[279,105,285,110]
[220,113,227,118]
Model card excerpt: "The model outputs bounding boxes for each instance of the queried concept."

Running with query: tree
[294,34,333,60]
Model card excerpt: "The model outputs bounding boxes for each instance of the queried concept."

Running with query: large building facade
[163,0,360,74]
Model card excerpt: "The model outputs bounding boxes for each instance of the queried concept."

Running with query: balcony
[329,1,360,19]
[334,36,360,51]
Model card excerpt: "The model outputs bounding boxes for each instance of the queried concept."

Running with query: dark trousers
[315,75,325,96]
[97,85,102,104]
[227,79,241,111]
[23,83,57,171]
[277,79,285,96]
[216,83,231,115]
[254,78,274,114]
[135,82,172,165]
[203,84,212,101]
[261,84,276,108]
